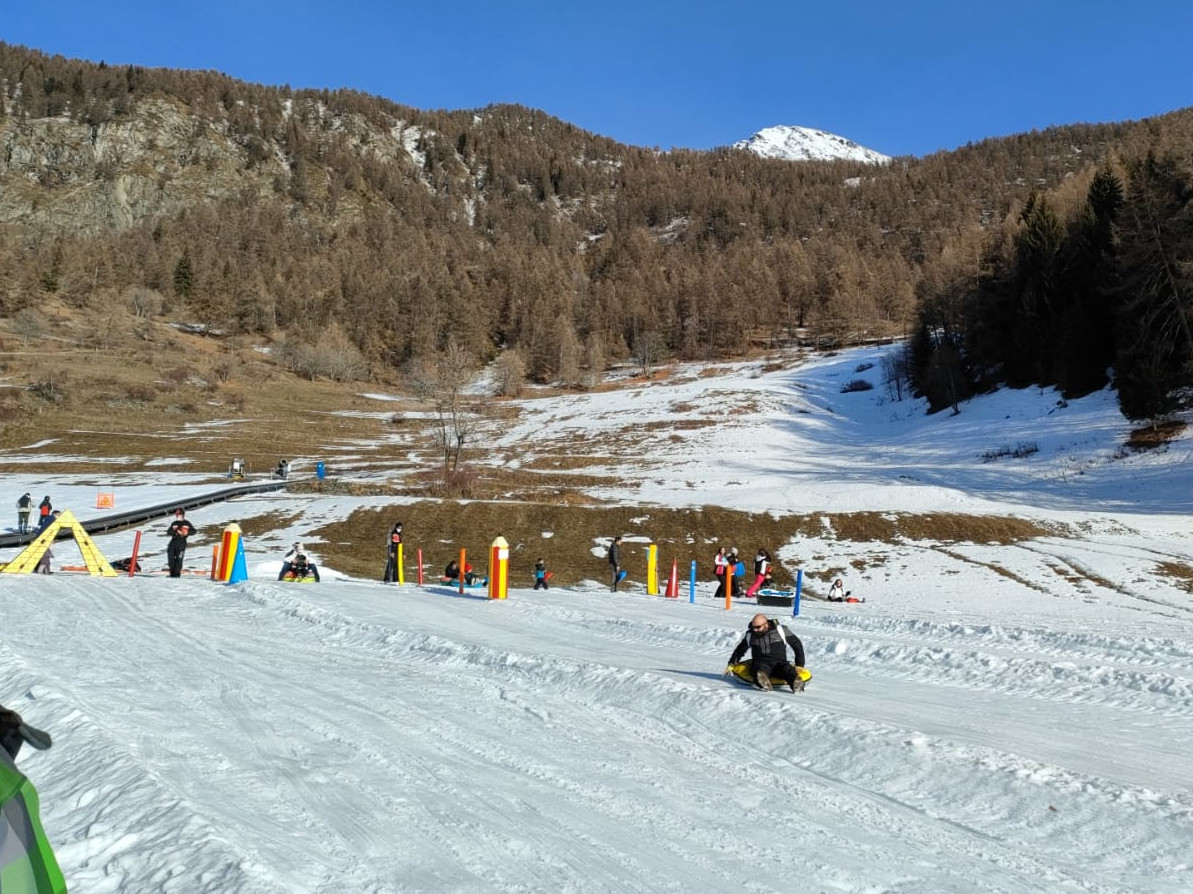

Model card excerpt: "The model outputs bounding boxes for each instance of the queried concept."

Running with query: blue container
[316,461,326,480]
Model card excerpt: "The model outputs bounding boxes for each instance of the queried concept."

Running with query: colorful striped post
[488,536,509,600]
[215,524,241,582]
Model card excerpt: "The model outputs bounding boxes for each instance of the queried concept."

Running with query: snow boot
[754,670,772,691]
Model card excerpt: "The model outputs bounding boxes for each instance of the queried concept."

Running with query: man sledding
[724,613,810,692]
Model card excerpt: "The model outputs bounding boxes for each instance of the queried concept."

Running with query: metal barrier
[0,481,286,550]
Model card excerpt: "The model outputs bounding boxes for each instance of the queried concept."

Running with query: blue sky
[4,0,1192,158]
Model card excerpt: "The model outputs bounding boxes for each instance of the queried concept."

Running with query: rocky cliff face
[0,94,426,235]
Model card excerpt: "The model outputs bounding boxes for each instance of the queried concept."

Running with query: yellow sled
[729,660,812,692]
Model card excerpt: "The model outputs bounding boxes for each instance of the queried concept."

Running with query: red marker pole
[128,530,142,578]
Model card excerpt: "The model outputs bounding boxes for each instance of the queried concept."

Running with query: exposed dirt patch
[313,504,1061,587]
[1127,420,1187,450]
[1157,561,1193,594]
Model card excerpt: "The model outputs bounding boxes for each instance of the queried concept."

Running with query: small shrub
[164,366,190,384]
[982,442,1039,462]
[854,362,874,373]
[123,383,157,402]
[840,379,874,393]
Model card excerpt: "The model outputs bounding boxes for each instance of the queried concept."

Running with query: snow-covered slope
[3,344,1192,892]
[734,124,891,164]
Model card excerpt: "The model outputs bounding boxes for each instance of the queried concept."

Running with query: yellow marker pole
[397,542,405,585]
[646,543,659,595]
[488,536,509,600]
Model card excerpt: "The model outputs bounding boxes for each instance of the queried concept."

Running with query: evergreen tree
[173,250,194,300]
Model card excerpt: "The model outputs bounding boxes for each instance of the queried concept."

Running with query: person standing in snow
[382,522,403,582]
[745,548,773,598]
[16,492,33,534]
[607,536,622,592]
[165,508,197,578]
[534,558,549,590]
[36,495,53,532]
[725,614,807,692]
[714,547,741,600]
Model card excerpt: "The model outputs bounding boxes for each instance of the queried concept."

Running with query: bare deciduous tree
[407,342,483,473]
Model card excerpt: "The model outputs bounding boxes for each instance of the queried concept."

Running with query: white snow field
[3,344,1192,893]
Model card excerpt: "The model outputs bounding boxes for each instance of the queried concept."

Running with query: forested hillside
[1,42,1191,414]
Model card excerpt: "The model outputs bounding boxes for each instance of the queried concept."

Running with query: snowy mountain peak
[734,125,890,164]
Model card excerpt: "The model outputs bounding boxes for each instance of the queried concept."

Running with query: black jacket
[167,519,197,543]
[607,542,621,567]
[729,619,806,667]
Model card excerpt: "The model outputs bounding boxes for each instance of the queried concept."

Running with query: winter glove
[723,665,735,677]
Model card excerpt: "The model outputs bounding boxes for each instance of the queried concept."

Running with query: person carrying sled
[607,536,622,592]
[382,522,403,582]
[17,492,33,535]
[534,557,549,590]
[0,703,67,893]
[725,613,807,692]
[745,548,772,598]
[166,508,197,578]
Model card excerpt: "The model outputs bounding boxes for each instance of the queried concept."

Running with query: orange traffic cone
[665,559,679,598]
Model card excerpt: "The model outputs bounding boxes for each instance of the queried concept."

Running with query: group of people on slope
[14,493,53,535]
[713,546,778,599]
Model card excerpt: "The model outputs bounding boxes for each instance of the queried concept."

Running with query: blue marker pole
[792,568,802,617]
[689,560,697,603]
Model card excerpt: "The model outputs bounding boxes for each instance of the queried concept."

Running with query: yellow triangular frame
[1,509,117,576]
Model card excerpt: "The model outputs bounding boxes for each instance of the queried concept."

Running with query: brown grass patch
[1157,561,1193,594]
[1127,420,1187,451]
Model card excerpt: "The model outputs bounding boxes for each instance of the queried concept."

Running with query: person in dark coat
[382,522,403,582]
[16,492,33,534]
[534,558,549,590]
[166,508,197,578]
[725,614,807,691]
[607,536,622,592]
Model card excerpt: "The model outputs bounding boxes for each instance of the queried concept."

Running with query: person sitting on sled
[725,613,807,691]
[827,578,849,601]
[278,542,302,580]
[288,552,320,581]
[463,562,480,586]
[443,559,461,582]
